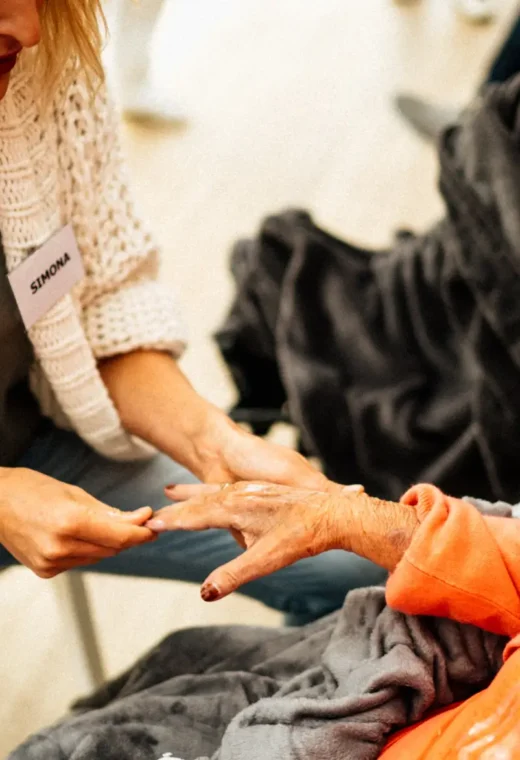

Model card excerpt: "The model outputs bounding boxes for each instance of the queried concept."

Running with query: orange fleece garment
[378,484,520,759]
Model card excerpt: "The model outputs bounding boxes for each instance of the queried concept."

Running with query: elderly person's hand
[147,481,419,601]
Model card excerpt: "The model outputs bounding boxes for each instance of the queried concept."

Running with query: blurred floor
[1,0,517,754]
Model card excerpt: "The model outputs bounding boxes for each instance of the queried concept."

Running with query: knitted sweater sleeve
[55,75,187,359]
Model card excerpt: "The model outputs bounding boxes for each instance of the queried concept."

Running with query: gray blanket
[10,504,511,760]
[10,587,507,760]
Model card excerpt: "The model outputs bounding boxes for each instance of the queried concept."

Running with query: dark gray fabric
[0,235,42,466]
[10,588,506,760]
[216,75,520,504]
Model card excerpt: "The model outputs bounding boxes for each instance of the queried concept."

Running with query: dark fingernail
[165,484,177,490]
[201,582,221,602]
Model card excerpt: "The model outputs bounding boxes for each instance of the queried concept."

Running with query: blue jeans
[0,424,387,624]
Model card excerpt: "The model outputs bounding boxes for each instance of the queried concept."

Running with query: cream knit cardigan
[0,66,187,461]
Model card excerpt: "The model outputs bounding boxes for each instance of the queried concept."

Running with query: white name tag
[8,225,85,330]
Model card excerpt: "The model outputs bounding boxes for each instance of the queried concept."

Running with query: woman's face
[0,0,43,101]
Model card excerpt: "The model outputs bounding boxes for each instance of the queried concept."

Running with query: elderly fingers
[146,496,233,533]
[200,531,304,601]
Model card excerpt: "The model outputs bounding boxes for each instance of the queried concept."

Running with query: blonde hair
[36,0,107,99]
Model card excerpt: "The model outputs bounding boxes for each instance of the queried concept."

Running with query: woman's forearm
[98,350,234,478]
[338,492,420,571]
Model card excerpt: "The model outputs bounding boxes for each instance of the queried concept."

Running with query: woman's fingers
[38,556,118,578]
[59,554,117,568]
[164,482,290,503]
[77,507,156,550]
[200,533,298,601]
[164,484,223,501]
[62,539,123,560]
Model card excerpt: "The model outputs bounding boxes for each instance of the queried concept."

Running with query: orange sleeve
[385,484,520,641]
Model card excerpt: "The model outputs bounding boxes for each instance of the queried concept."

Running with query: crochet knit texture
[0,64,187,460]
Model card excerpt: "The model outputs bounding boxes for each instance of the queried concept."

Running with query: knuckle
[226,482,251,499]
[42,540,65,562]
[34,561,56,579]
[290,522,307,539]
[54,511,77,536]
[228,515,242,531]
[65,484,83,499]
[65,485,91,509]
[63,485,80,505]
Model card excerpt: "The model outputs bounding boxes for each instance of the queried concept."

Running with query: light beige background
[1,0,517,754]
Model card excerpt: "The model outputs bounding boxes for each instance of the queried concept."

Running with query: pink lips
[0,51,20,76]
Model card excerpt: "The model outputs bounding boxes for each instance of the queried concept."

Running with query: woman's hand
[0,468,156,578]
[199,420,336,491]
[99,350,333,490]
[147,481,364,601]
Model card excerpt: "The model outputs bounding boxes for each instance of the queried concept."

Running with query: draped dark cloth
[216,76,520,501]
